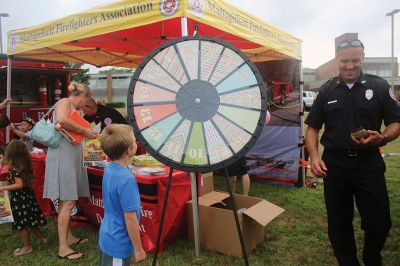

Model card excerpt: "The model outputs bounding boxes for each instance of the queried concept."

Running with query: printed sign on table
[0,181,14,224]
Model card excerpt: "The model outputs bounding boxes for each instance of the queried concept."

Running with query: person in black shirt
[81,98,127,132]
[305,39,400,266]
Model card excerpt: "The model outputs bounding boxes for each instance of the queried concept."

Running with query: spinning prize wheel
[128,36,266,173]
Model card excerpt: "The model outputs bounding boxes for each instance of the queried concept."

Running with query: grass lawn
[0,137,399,265]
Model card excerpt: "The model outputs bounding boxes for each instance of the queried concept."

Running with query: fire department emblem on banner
[8,32,18,53]
[188,0,206,18]
[160,0,180,16]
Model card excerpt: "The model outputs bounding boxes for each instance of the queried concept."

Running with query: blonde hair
[68,82,91,97]
[100,124,136,160]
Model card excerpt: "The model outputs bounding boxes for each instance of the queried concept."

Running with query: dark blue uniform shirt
[83,104,127,131]
[305,72,400,150]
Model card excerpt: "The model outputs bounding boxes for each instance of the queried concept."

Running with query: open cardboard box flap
[196,191,285,227]
[197,191,230,206]
[243,199,285,226]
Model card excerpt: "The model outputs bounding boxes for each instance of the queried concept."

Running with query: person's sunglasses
[337,40,364,51]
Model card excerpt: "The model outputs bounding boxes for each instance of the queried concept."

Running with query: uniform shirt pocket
[323,100,343,124]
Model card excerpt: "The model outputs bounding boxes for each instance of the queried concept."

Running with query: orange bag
[60,110,91,145]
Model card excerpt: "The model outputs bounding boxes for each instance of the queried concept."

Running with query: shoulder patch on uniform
[104,117,112,126]
[389,87,399,103]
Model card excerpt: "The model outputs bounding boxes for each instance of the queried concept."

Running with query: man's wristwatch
[380,135,389,146]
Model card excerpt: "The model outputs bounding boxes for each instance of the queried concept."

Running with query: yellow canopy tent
[6,0,301,67]
[5,0,304,181]
[5,0,305,182]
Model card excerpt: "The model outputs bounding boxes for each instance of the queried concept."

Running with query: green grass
[1,143,399,265]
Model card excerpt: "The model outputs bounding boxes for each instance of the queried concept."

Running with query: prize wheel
[128,36,266,173]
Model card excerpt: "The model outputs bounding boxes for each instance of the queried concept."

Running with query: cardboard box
[199,172,214,196]
[186,191,284,258]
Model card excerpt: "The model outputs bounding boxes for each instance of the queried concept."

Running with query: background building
[88,72,134,104]
[302,68,317,91]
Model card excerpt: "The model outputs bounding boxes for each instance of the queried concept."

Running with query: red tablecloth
[81,166,192,253]
[0,166,8,181]
[30,153,52,216]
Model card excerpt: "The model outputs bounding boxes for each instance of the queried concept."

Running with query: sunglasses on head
[337,40,364,51]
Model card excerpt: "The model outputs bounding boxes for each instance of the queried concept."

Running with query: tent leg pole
[224,167,249,266]
[190,172,201,258]
[6,56,12,143]
[152,167,173,266]
[299,61,306,186]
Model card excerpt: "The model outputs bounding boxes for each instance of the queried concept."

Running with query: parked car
[303,91,317,111]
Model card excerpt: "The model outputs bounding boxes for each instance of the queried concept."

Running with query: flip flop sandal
[71,238,88,245]
[13,247,33,256]
[58,251,83,260]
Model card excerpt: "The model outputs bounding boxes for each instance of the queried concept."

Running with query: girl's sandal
[13,247,33,256]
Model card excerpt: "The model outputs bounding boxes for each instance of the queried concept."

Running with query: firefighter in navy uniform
[305,39,400,266]
[81,98,127,132]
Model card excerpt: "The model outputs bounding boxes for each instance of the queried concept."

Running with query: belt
[325,149,379,158]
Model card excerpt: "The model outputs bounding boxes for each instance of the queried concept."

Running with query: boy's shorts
[99,250,131,266]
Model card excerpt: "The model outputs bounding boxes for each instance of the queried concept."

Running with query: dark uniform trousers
[322,149,391,266]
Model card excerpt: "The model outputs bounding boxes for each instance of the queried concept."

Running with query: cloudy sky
[1,0,399,70]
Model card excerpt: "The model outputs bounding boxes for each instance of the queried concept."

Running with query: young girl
[0,139,47,256]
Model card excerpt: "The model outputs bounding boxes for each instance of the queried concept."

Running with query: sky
[0,0,399,70]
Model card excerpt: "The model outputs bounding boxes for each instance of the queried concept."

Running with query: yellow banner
[8,0,301,62]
